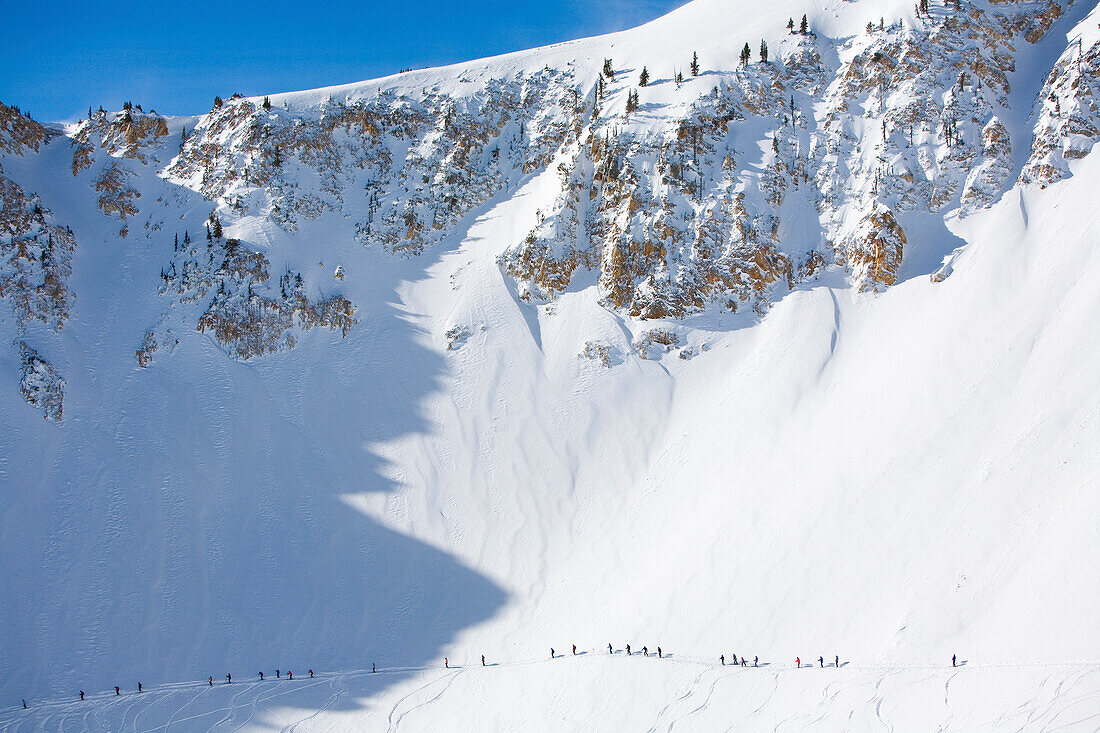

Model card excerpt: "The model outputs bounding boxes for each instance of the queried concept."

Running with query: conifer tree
[213,96,223,108]
[740,43,752,67]
[676,71,684,86]
[760,40,768,63]
[800,14,809,34]
[787,17,795,33]
[262,96,271,111]
[639,67,649,86]
[625,89,639,114]
[596,75,605,102]
[603,58,614,77]
[690,51,700,76]
[212,218,222,239]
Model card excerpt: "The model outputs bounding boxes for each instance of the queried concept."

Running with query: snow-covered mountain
[2,0,1099,729]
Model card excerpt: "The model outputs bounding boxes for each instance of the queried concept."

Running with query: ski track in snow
[386,669,465,733]
[4,656,1100,731]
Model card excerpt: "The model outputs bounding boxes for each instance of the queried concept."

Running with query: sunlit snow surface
[2,0,1100,729]
[6,655,1100,730]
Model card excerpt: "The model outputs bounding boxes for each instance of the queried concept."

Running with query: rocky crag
[1,0,1098,420]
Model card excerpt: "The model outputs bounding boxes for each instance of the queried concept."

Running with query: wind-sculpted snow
[1,0,1100,729]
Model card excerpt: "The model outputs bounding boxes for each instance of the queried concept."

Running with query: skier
[138,682,142,692]
[288,671,293,680]
[741,657,747,667]
[952,654,956,667]
[115,686,120,696]
[309,670,313,678]
[372,663,376,673]
[572,644,577,656]
[819,656,824,668]
[80,691,84,701]
[482,655,486,667]
[226,673,232,684]
[22,699,27,709]
[608,643,613,654]
[259,672,264,681]
[796,657,801,668]
[835,655,839,668]
[720,655,725,666]
[626,644,631,656]
[208,677,213,687]
[643,646,648,657]
[550,648,555,659]
[754,656,758,667]
[658,647,662,659]
[445,658,449,669]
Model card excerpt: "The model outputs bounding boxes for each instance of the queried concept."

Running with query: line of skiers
[65,668,315,704]
[41,650,964,707]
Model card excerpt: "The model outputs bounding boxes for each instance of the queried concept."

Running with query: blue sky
[1,0,686,122]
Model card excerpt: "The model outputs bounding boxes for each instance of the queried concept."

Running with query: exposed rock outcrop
[19,342,64,422]
[500,0,1080,318]
[0,166,75,330]
[1020,14,1100,185]
[0,102,53,155]
[158,230,357,360]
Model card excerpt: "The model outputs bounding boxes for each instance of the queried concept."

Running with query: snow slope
[8,656,1100,731]
[2,0,1100,729]
[4,124,1099,733]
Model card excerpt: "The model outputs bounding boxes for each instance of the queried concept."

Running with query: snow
[3,0,1100,729]
[5,655,1100,730]
[261,0,917,116]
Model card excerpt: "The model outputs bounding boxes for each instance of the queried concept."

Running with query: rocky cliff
[1,0,1098,420]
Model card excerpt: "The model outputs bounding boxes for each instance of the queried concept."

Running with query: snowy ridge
[2,0,1100,729]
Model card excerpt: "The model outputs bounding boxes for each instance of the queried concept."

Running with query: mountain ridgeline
[2,0,1098,420]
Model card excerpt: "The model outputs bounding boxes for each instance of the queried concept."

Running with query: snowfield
[6,656,1100,731]
[2,0,1100,730]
